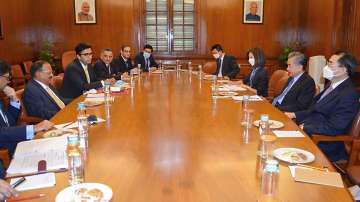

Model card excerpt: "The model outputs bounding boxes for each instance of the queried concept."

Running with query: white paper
[86,93,104,98]
[289,166,311,178]
[84,97,104,102]
[273,130,305,138]
[223,84,247,91]
[110,86,121,92]
[55,118,106,130]
[232,95,263,101]
[10,173,56,191]
[349,185,360,200]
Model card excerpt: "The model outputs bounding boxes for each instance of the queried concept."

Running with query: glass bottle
[67,135,84,185]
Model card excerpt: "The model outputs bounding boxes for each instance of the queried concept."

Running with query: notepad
[294,167,344,188]
[10,173,56,191]
[273,130,305,138]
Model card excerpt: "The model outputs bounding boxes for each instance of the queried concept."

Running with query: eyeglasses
[80,52,93,56]
[0,75,12,81]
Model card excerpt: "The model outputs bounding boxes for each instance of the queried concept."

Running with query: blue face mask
[143,52,151,59]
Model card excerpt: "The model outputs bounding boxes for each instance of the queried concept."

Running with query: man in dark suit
[273,52,315,112]
[286,52,360,161]
[61,43,115,99]
[23,60,70,120]
[0,60,54,155]
[134,44,158,72]
[112,45,134,76]
[94,48,121,80]
[211,44,239,80]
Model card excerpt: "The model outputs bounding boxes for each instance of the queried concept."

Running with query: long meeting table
[25,70,353,201]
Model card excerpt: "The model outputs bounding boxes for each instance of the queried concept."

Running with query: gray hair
[288,51,307,67]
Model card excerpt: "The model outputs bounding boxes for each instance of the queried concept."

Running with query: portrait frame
[0,18,3,39]
[74,0,97,24]
[243,0,264,24]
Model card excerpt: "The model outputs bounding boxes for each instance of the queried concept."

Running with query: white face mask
[322,65,335,80]
[213,53,220,59]
[143,52,151,59]
[248,58,255,66]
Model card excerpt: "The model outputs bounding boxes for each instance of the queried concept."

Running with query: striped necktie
[45,86,65,109]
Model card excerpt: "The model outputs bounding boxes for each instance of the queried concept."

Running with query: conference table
[24,70,353,201]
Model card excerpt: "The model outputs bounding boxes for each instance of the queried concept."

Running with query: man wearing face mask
[285,51,359,161]
[211,44,240,80]
[272,52,315,112]
[135,44,158,72]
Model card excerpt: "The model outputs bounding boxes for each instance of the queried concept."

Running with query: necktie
[249,68,257,87]
[46,86,65,109]
[84,65,90,83]
[146,59,150,71]
[0,109,9,126]
[218,58,223,77]
[107,64,111,75]
[272,78,294,105]
[317,86,333,102]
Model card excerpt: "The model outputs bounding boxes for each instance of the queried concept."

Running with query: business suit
[61,59,102,99]
[274,73,315,112]
[243,66,269,97]
[134,52,158,72]
[0,101,27,154]
[112,56,134,75]
[295,78,359,161]
[94,59,120,80]
[213,55,240,80]
[23,80,70,120]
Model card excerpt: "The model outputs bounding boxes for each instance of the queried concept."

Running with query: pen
[10,177,26,189]
[6,193,46,202]
[296,164,329,172]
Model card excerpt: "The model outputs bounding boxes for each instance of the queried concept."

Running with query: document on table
[10,173,56,191]
[232,95,263,101]
[7,136,68,175]
[273,130,305,138]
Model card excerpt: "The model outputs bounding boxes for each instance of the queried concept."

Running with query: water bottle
[212,75,218,97]
[67,135,84,185]
[259,114,270,136]
[104,81,111,106]
[77,103,88,149]
[257,114,277,160]
[261,159,279,199]
[198,65,203,79]
[242,95,249,111]
[159,60,163,72]
[130,71,135,88]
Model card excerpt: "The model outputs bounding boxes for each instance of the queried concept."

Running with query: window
[144,0,196,53]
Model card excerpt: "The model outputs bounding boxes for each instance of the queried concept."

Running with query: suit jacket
[0,101,27,144]
[112,56,134,75]
[213,55,240,79]
[23,80,70,120]
[61,59,102,99]
[93,59,121,80]
[243,66,269,97]
[134,52,158,72]
[275,73,315,112]
[295,78,359,136]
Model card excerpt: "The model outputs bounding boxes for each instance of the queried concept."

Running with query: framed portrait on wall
[243,0,264,24]
[74,0,97,24]
[0,18,3,39]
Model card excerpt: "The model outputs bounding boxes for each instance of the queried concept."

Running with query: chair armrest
[0,148,10,168]
[312,134,353,144]
[348,139,360,167]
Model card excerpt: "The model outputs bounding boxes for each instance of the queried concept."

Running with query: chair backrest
[62,50,76,71]
[22,61,33,74]
[350,110,360,138]
[10,64,26,90]
[51,75,63,91]
[268,69,289,97]
[203,61,216,74]
[15,89,27,119]
[11,64,25,77]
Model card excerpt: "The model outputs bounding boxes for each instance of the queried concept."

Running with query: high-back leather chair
[15,89,43,124]
[10,64,26,90]
[203,61,216,74]
[267,69,289,99]
[61,50,76,72]
[51,75,63,91]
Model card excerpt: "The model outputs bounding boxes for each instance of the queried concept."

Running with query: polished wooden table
[27,71,353,201]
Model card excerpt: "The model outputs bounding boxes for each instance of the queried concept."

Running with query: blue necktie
[272,78,294,105]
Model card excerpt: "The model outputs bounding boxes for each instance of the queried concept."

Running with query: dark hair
[143,44,153,52]
[30,60,47,78]
[247,47,265,67]
[0,59,10,76]
[336,52,358,76]
[121,45,131,51]
[211,44,223,52]
[75,43,92,55]
[288,51,307,68]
